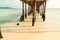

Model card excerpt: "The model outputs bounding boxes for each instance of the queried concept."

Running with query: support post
[44,1,46,14]
[39,5,42,16]
[22,1,24,20]
[37,6,39,13]
[28,5,29,16]
[42,1,46,21]
[0,25,3,39]
[28,5,32,16]
[25,3,27,18]
[32,0,36,26]
[20,1,24,21]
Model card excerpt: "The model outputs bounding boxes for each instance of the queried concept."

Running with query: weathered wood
[20,0,47,26]
[32,0,36,26]
[20,1,25,21]
[41,2,46,21]
[22,1,24,15]
[43,1,46,14]
[20,0,47,10]
[0,26,3,39]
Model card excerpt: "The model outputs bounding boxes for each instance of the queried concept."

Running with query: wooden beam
[28,5,29,15]
[20,1,25,21]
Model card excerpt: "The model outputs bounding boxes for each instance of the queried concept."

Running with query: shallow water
[0,9,22,24]
[0,9,60,24]
[0,8,60,32]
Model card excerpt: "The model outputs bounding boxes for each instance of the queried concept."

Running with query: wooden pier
[20,0,47,26]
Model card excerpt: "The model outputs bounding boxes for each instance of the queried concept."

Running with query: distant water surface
[0,8,60,24]
[0,9,22,24]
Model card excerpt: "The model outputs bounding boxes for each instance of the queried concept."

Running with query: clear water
[0,8,60,24]
[0,9,22,24]
[0,8,60,32]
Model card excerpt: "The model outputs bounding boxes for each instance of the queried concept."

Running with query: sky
[0,0,60,8]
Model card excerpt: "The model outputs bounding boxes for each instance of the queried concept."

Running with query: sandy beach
[1,32,60,40]
[1,10,60,40]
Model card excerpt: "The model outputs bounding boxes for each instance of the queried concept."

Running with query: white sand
[1,32,60,40]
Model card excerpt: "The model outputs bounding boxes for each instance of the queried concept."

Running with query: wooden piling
[32,0,36,26]
[0,25,3,39]
[20,0,47,26]
[25,3,27,18]
[22,1,24,20]
[44,1,46,14]
[20,1,25,21]
[43,1,46,14]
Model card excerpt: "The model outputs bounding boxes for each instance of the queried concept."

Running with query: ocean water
[0,8,60,32]
[0,8,60,24]
[0,9,22,24]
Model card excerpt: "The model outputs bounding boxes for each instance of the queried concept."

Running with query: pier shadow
[1,21,46,33]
